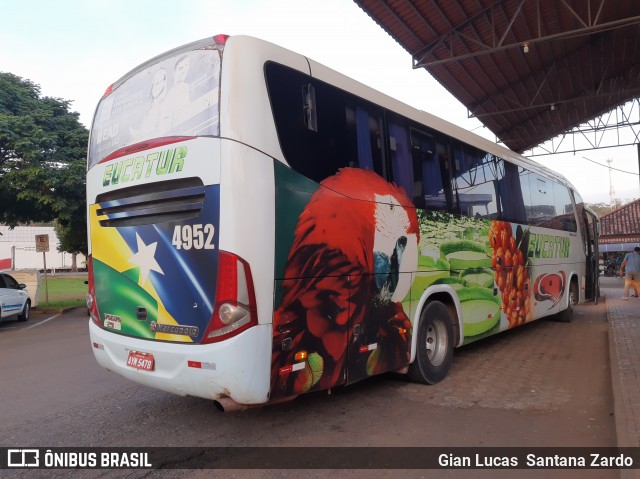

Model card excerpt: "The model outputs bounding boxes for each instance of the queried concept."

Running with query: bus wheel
[408,301,454,384]
[556,280,578,323]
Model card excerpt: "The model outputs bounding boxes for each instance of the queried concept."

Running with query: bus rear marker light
[359,343,378,353]
[279,362,305,375]
[188,360,216,370]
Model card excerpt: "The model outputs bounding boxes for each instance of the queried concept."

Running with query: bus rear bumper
[89,320,272,405]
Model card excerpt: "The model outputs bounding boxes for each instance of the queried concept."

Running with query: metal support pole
[43,252,49,307]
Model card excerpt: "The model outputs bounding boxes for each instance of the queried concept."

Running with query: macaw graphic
[271,168,419,399]
[534,271,566,309]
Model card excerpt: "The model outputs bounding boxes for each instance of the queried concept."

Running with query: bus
[87,35,599,411]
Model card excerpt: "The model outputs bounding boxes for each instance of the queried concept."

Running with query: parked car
[0,273,31,324]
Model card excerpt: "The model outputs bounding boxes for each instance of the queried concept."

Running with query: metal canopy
[354,0,640,154]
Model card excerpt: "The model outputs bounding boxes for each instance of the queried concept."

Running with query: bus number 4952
[172,224,215,250]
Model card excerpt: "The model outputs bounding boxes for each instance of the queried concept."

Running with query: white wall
[0,225,86,271]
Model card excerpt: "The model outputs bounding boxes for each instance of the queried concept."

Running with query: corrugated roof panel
[354,0,640,153]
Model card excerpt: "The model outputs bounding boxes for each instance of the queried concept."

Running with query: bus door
[583,209,600,302]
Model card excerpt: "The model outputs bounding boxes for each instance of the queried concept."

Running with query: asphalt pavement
[6,273,638,478]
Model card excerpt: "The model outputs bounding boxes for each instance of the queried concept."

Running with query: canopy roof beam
[413,1,640,68]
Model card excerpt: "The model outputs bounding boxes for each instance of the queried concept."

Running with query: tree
[0,72,89,256]
[587,200,624,217]
[54,218,85,271]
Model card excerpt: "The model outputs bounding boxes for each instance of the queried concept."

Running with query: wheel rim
[569,286,577,308]
[425,319,448,366]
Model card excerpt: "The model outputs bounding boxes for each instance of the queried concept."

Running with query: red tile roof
[599,199,640,244]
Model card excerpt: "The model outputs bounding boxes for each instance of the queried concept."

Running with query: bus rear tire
[407,301,454,385]
[556,280,578,323]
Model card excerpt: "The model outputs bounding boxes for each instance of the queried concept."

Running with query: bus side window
[523,176,578,232]
[409,130,433,209]
[573,190,587,241]
[496,160,527,224]
[550,183,577,232]
[388,121,413,200]
[266,62,351,183]
[407,130,427,209]
[411,131,456,213]
[453,147,499,219]
[347,104,385,177]
[525,173,554,225]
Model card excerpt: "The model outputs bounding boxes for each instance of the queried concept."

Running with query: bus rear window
[89,48,221,168]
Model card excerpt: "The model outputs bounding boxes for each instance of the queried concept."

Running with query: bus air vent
[96,178,205,227]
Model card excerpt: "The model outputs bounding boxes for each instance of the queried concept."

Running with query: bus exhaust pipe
[213,397,250,413]
[213,395,297,412]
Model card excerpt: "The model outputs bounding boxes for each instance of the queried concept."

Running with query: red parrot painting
[271,168,419,399]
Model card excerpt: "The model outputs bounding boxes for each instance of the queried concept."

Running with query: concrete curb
[31,306,84,316]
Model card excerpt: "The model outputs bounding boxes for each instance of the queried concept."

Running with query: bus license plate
[126,351,155,371]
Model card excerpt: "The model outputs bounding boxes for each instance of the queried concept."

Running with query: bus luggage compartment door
[345,272,413,385]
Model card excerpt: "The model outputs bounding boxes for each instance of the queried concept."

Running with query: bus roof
[102,33,578,194]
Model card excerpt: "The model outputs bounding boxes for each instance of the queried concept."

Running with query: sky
[1,0,638,205]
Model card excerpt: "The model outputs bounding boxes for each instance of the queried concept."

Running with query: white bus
[87,35,599,411]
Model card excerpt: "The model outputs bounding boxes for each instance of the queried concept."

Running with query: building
[0,225,86,271]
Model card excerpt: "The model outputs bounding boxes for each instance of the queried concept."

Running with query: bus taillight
[202,251,258,343]
[86,256,101,326]
[213,34,229,45]
[102,84,114,98]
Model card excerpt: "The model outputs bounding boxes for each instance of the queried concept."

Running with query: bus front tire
[556,280,578,323]
[408,301,454,385]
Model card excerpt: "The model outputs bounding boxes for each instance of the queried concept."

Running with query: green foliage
[587,201,624,217]
[39,274,87,309]
[0,72,89,254]
[54,218,86,255]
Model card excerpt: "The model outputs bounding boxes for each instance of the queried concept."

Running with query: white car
[0,273,31,324]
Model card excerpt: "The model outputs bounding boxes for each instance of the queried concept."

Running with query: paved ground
[2,302,615,479]
[603,275,640,479]
[2,275,635,478]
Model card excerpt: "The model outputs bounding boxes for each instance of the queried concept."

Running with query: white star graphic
[129,233,164,285]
